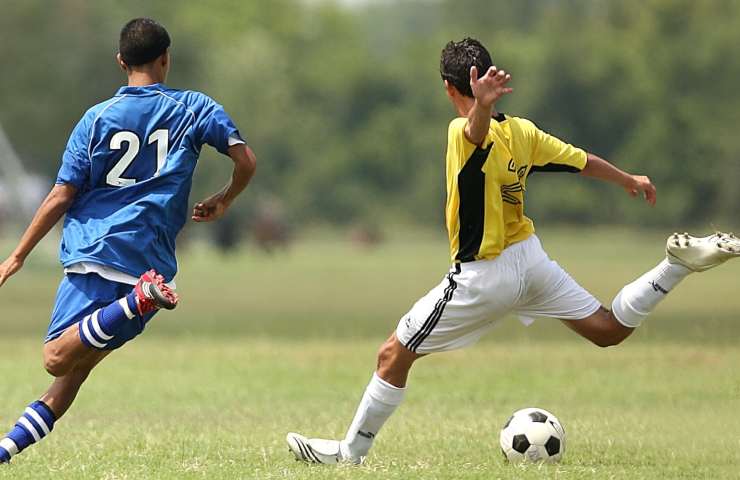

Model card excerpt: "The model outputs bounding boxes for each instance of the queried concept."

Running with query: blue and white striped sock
[78,292,138,349]
[0,401,56,463]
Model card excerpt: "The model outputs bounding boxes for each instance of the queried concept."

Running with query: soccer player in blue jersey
[0,18,256,463]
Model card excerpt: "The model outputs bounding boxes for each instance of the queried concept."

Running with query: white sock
[341,373,405,460]
[612,259,691,327]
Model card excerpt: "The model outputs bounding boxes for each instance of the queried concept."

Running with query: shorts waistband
[453,235,541,272]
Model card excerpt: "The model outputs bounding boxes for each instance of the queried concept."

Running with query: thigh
[47,274,155,350]
[396,262,518,354]
[516,256,602,324]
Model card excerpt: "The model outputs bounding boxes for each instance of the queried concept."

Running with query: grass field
[0,227,739,479]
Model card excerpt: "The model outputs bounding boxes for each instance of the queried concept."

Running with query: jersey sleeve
[523,119,587,173]
[56,114,92,189]
[196,97,244,155]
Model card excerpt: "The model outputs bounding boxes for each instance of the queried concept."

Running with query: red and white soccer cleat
[134,269,179,315]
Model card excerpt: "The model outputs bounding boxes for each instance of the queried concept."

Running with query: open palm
[470,65,513,108]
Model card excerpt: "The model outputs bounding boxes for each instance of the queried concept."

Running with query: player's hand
[0,255,23,288]
[192,193,230,222]
[625,175,657,206]
[470,65,513,108]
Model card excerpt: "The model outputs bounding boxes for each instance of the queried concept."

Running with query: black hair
[440,37,493,98]
[119,18,171,67]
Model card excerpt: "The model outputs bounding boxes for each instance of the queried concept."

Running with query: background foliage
[0,0,738,231]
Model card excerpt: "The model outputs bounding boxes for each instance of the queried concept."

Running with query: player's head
[440,37,493,99]
[117,18,171,80]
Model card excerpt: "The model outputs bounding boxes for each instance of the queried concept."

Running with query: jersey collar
[115,83,167,96]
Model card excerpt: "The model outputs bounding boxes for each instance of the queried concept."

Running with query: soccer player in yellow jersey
[286,37,740,465]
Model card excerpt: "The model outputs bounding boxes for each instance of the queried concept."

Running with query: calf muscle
[561,307,635,347]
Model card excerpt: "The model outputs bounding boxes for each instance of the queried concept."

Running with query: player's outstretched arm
[580,153,656,205]
[192,144,257,222]
[0,184,77,287]
[465,65,512,146]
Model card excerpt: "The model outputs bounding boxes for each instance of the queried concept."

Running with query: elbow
[244,148,257,176]
[247,155,257,175]
[464,130,485,148]
[47,184,77,210]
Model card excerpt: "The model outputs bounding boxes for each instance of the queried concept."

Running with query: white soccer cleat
[666,232,740,272]
[286,432,361,465]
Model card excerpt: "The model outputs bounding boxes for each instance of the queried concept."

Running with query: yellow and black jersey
[445,113,587,263]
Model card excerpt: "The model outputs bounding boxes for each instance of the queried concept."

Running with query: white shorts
[396,235,601,353]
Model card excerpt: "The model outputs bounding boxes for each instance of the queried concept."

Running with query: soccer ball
[499,407,565,463]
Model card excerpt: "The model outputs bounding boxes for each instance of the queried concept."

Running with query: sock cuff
[31,401,57,424]
[78,314,109,350]
[125,293,139,318]
[611,290,645,328]
[367,373,406,406]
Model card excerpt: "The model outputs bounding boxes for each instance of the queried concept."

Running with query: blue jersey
[56,83,243,281]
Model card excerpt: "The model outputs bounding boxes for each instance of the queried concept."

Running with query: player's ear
[116,53,128,72]
[161,50,171,81]
[443,80,456,99]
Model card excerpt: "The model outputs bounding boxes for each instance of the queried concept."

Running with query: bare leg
[561,306,635,347]
[40,348,110,419]
[42,324,93,377]
[0,347,110,463]
[335,333,425,461]
[375,333,424,387]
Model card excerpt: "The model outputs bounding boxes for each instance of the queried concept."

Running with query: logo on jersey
[501,159,527,205]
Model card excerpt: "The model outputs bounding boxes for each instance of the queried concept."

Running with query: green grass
[0,227,739,479]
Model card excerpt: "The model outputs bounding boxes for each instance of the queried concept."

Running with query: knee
[44,354,68,377]
[591,336,622,348]
[43,346,71,377]
[585,311,633,348]
[376,336,417,372]
[590,329,629,348]
[376,339,399,369]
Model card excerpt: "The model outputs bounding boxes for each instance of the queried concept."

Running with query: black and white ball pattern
[499,407,565,463]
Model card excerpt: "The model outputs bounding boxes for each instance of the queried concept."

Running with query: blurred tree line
[0,0,737,233]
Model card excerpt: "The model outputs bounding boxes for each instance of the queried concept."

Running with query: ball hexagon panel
[528,411,548,423]
[511,434,530,454]
[522,422,551,445]
[545,435,561,456]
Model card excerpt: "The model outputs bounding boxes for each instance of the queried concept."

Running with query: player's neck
[455,97,498,119]
[126,71,165,87]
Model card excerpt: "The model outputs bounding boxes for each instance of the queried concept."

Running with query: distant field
[0,227,738,479]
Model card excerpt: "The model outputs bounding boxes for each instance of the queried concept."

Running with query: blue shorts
[47,273,157,350]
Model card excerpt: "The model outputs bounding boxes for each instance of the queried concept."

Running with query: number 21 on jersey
[106,129,169,187]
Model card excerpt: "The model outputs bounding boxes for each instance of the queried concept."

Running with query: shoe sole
[146,282,178,310]
[666,232,740,272]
